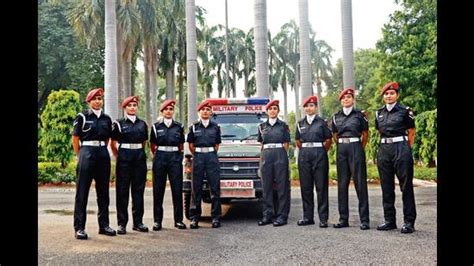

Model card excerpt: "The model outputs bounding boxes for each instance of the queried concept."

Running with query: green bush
[38,160,117,184]
[414,166,437,181]
[39,90,82,167]
[38,162,76,184]
[413,109,437,167]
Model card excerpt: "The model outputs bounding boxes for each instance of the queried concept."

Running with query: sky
[193,0,401,108]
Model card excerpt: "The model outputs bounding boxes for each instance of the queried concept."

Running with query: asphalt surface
[39,185,436,265]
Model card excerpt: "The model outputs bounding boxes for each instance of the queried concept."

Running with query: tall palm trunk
[244,68,249,97]
[166,66,175,99]
[232,66,237,97]
[294,63,301,122]
[178,65,184,122]
[117,24,124,102]
[149,46,158,121]
[122,46,133,97]
[186,0,198,126]
[254,0,269,97]
[341,0,355,90]
[105,0,119,120]
[283,80,288,121]
[144,44,152,126]
[298,0,312,100]
[316,78,323,116]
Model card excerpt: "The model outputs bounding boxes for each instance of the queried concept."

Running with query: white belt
[380,136,408,144]
[120,143,143,149]
[81,140,106,146]
[263,143,284,149]
[338,137,360,144]
[301,142,323,148]
[157,146,179,152]
[195,147,215,153]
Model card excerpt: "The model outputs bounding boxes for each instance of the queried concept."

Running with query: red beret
[121,96,139,108]
[381,82,399,95]
[302,95,318,107]
[160,99,176,112]
[197,100,212,111]
[338,88,355,101]
[86,88,104,102]
[265,99,280,110]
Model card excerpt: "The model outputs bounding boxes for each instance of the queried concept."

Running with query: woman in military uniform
[150,99,187,231]
[72,88,116,239]
[295,95,332,228]
[257,99,291,227]
[187,100,222,229]
[110,96,149,234]
[375,81,417,234]
[331,88,370,230]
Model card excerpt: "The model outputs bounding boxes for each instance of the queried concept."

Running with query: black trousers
[190,152,221,221]
[336,142,369,223]
[260,148,290,222]
[152,151,184,224]
[298,147,328,222]
[377,141,416,224]
[74,146,111,231]
[116,156,147,227]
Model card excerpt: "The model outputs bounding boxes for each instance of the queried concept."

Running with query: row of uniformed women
[256,82,417,234]
[72,89,219,240]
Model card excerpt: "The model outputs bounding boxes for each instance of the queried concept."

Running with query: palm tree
[254,0,269,97]
[239,29,256,97]
[117,0,140,98]
[104,0,120,119]
[273,30,294,121]
[298,0,312,100]
[280,20,301,121]
[137,0,159,125]
[310,34,334,116]
[341,0,355,90]
[186,0,198,125]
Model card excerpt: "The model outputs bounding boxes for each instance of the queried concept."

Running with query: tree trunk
[116,24,124,103]
[341,0,355,90]
[294,63,301,122]
[150,46,158,121]
[298,0,312,100]
[244,71,249,97]
[283,80,288,121]
[186,0,198,126]
[254,0,269,97]
[104,0,119,120]
[144,44,152,126]
[178,65,184,122]
[166,66,175,99]
[232,66,237,97]
[316,78,323,116]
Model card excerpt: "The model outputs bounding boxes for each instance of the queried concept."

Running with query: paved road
[39,185,436,265]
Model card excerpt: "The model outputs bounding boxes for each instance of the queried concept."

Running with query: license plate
[220,189,255,198]
[220,180,254,189]
[220,180,255,198]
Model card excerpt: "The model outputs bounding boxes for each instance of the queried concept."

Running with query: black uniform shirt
[187,120,222,147]
[257,119,291,144]
[295,116,332,142]
[72,109,112,141]
[375,102,415,138]
[150,119,185,146]
[331,108,369,138]
[111,117,148,143]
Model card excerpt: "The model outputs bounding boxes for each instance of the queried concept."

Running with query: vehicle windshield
[211,113,268,141]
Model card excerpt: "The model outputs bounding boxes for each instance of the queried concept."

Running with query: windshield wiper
[240,134,258,141]
[221,134,237,138]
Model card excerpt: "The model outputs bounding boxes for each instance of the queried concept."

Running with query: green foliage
[414,166,437,181]
[39,90,82,166]
[287,111,296,142]
[38,161,118,184]
[321,90,340,119]
[38,162,76,184]
[38,1,104,111]
[365,127,380,164]
[412,109,437,166]
[375,0,436,113]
